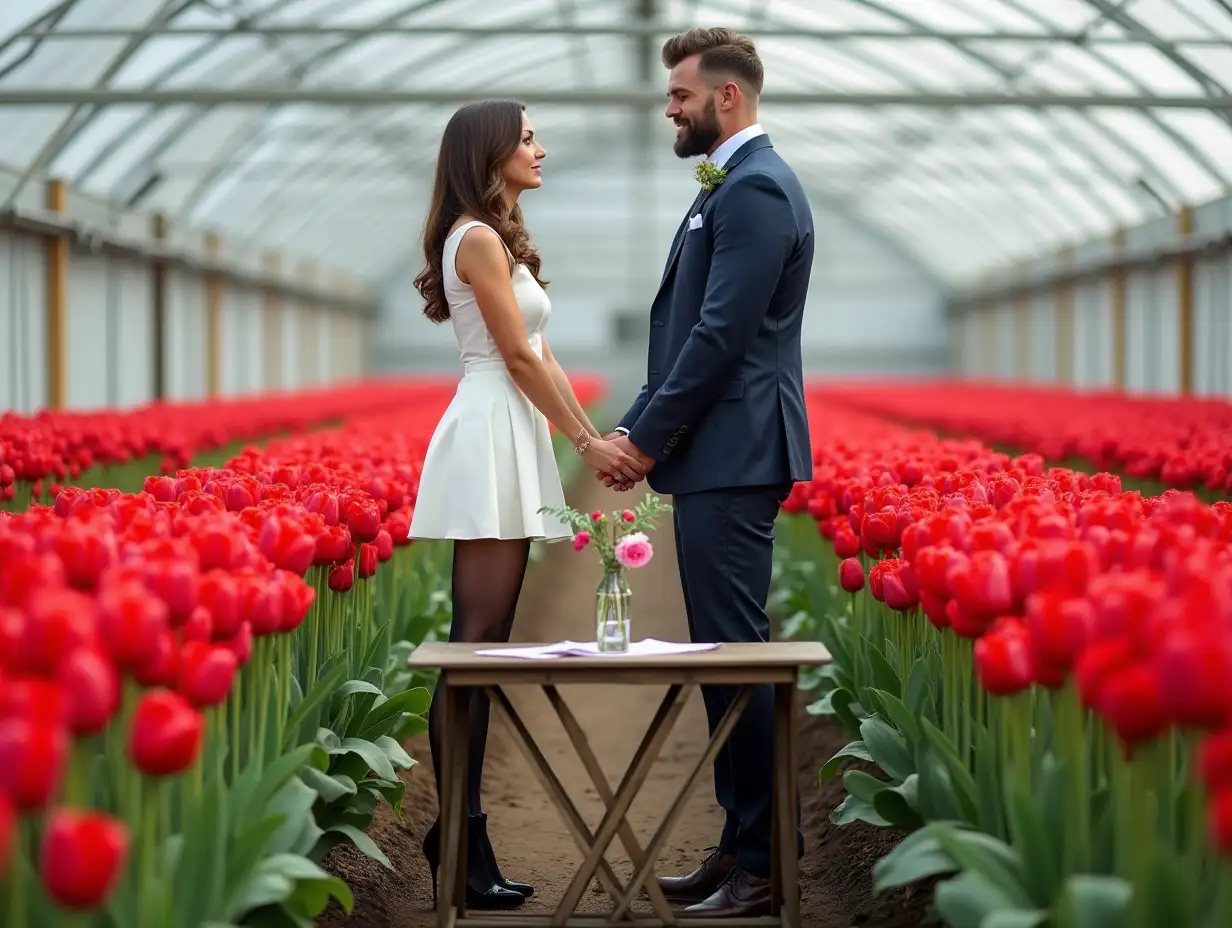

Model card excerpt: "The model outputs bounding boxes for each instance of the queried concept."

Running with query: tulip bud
[128,689,203,777]
[838,558,865,594]
[0,716,68,811]
[39,808,129,910]
[178,641,237,708]
[329,561,354,593]
[58,647,121,736]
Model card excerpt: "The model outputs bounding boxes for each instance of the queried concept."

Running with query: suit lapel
[654,135,774,294]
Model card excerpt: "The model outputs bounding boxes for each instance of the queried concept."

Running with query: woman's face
[501,111,546,192]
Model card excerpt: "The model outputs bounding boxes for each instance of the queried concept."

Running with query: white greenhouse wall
[1,225,369,414]
[953,194,1232,398]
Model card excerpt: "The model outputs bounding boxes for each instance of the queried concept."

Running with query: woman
[409,100,645,909]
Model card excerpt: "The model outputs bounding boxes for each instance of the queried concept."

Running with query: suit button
[652,321,664,327]
[650,370,659,375]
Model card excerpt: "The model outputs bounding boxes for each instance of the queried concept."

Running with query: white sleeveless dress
[409,221,572,543]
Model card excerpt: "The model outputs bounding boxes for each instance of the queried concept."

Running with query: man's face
[665,56,722,158]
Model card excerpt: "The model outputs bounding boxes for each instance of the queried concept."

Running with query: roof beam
[14,22,1232,45]
[1,87,1230,109]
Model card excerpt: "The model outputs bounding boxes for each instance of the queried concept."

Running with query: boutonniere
[694,161,727,191]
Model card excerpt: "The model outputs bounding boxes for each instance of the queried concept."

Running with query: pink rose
[590,511,604,522]
[572,531,591,552]
[621,510,635,523]
[614,532,653,569]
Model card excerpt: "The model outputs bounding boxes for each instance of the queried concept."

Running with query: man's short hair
[661,27,764,95]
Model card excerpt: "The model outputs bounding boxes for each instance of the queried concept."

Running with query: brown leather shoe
[656,847,736,903]
[682,869,772,918]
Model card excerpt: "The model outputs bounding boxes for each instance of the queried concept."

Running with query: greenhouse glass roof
[3,0,1232,282]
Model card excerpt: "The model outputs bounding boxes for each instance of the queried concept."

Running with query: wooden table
[407,640,832,928]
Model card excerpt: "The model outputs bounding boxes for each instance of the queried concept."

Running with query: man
[600,26,814,920]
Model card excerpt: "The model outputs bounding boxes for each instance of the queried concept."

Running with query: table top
[407,640,832,672]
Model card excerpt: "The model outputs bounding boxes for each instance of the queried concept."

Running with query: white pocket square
[687,214,704,230]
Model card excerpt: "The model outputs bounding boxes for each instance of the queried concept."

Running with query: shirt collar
[707,123,765,169]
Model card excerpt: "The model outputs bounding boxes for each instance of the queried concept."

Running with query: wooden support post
[44,180,68,409]
[1177,206,1195,394]
[1056,247,1075,384]
[1111,229,1127,390]
[151,214,169,399]
[204,233,222,396]
[262,250,282,390]
[298,263,320,385]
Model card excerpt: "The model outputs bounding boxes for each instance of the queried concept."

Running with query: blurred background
[3,0,1232,421]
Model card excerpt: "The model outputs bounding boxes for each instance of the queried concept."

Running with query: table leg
[442,680,472,921]
[436,676,459,926]
[610,685,755,922]
[773,681,800,928]
[485,685,639,905]
[542,685,679,923]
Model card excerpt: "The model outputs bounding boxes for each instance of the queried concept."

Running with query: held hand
[594,433,654,491]
[581,438,646,485]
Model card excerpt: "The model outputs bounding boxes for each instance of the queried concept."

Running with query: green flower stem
[228,676,242,782]
[255,637,272,772]
[6,819,27,928]
[1057,683,1090,875]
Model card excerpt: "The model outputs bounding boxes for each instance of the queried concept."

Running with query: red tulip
[199,570,240,640]
[1099,663,1168,754]
[974,620,1034,695]
[128,689,203,777]
[358,543,379,579]
[55,520,117,591]
[343,495,381,543]
[178,641,237,708]
[97,581,168,672]
[0,716,68,811]
[58,647,121,735]
[258,516,316,576]
[1209,787,1232,855]
[838,558,865,593]
[329,561,354,593]
[38,808,128,910]
[1200,728,1232,793]
[20,587,99,675]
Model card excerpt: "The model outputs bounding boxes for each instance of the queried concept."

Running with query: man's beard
[673,98,722,158]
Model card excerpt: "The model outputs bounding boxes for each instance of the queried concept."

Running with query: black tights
[427,538,531,817]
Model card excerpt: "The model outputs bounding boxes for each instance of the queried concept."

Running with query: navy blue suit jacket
[618,134,814,496]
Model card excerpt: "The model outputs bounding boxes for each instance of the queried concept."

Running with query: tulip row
[0,380,479,509]
[807,380,1232,496]
[0,377,605,927]
[775,400,1232,927]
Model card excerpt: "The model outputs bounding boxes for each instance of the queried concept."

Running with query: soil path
[320,477,931,927]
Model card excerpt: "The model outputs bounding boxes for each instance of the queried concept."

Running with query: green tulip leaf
[974,731,1006,838]
[830,793,892,828]
[285,662,350,749]
[325,823,394,870]
[859,715,914,783]
[915,739,965,823]
[299,767,357,804]
[1052,874,1132,928]
[865,644,902,699]
[930,822,1034,910]
[375,734,415,770]
[932,870,1020,928]
[1004,781,1061,907]
[358,686,431,741]
[264,777,325,858]
[360,776,408,818]
[980,910,1048,928]
[330,736,397,781]
[866,688,921,746]
[872,774,924,830]
[904,659,931,716]
[830,686,863,735]
[872,823,965,892]
[920,718,980,825]
[843,769,889,804]
[820,739,874,780]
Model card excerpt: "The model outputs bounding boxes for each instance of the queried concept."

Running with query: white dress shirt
[613,124,766,438]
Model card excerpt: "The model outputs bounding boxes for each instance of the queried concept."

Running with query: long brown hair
[414,100,547,323]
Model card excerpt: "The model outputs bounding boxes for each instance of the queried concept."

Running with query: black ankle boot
[422,817,525,909]
[473,812,534,898]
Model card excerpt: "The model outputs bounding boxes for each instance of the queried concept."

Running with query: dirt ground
[319,477,932,927]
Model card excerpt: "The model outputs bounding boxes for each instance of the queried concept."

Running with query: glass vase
[595,568,632,653]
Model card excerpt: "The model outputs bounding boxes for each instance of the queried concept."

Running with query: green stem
[255,637,271,772]
[229,675,242,782]
[6,819,27,928]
